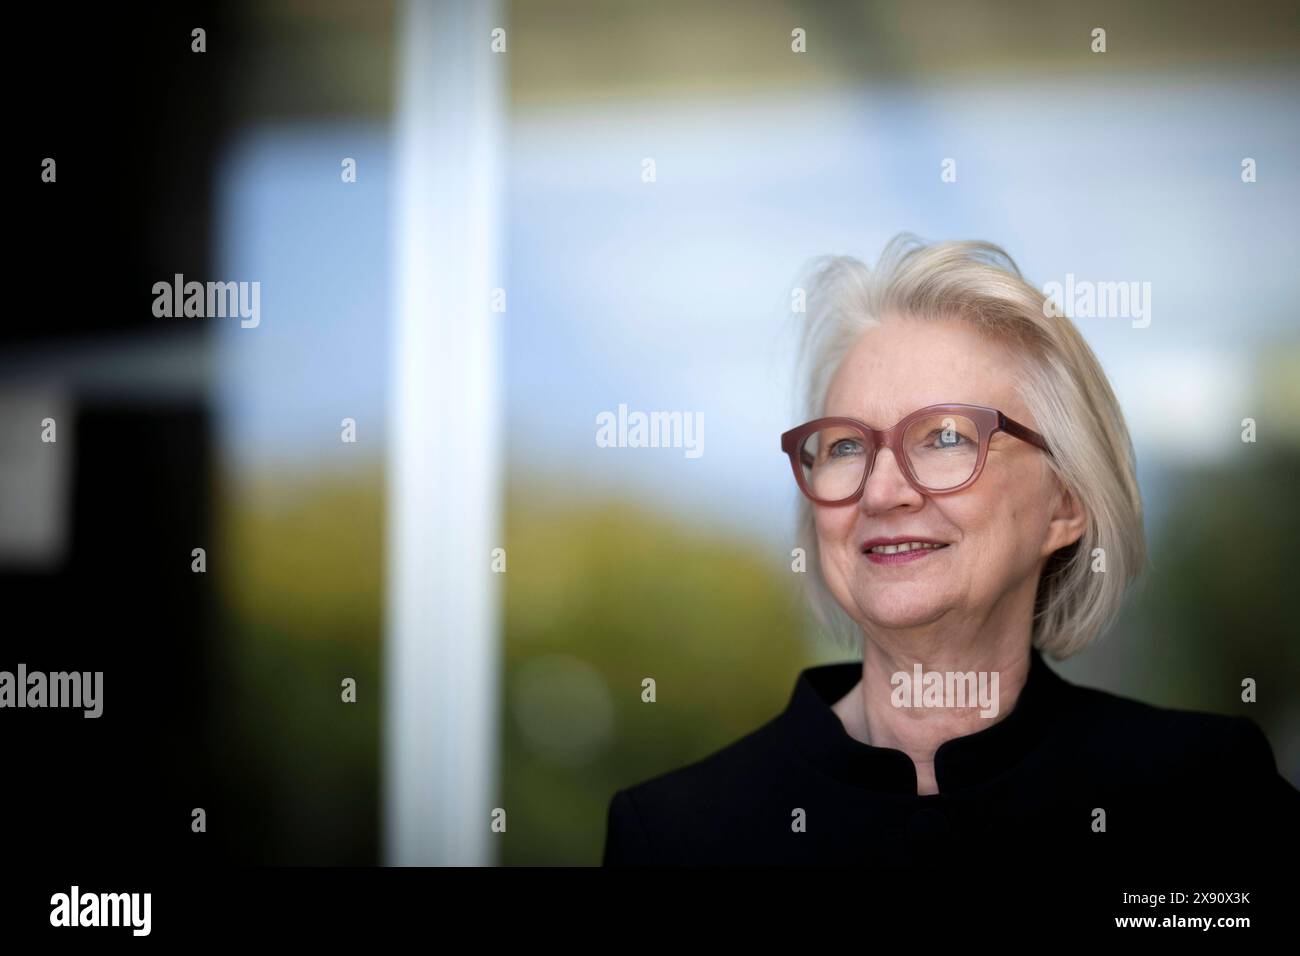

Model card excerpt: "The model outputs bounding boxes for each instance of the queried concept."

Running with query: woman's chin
[857,602,951,633]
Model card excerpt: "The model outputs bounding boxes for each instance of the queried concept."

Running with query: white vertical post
[384,0,504,866]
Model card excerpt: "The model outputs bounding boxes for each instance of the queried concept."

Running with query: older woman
[603,235,1299,869]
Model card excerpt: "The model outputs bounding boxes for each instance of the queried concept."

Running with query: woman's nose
[859,447,923,512]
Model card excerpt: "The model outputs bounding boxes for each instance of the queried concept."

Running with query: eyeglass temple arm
[998,413,1052,455]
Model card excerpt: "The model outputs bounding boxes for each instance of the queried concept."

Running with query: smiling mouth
[863,541,949,555]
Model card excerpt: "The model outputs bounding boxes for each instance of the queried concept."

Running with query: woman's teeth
[868,542,946,554]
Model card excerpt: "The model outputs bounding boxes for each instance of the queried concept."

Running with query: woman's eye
[927,429,971,449]
[828,439,861,458]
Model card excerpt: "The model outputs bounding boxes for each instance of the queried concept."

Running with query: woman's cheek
[815,518,854,570]
[817,551,855,621]
[968,509,1034,592]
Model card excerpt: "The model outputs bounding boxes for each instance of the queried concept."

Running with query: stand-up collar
[779,647,1068,795]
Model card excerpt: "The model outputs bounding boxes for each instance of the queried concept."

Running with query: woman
[603,235,1299,869]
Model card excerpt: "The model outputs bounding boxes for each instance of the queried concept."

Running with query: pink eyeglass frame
[780,403,1053,504]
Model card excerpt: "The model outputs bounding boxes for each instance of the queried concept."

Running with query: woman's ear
[1042,477,1088,558]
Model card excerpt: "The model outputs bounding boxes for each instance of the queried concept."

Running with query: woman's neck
[831,605,1036,795]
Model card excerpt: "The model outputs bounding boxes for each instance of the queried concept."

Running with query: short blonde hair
[792,234,1146,660]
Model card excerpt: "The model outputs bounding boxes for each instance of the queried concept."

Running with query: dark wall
[5,2,234,865]
[12,3,238,343]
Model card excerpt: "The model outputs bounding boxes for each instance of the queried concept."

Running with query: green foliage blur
[498,479,821,864]
[214,465,821,865]
[1127,446,1300,730]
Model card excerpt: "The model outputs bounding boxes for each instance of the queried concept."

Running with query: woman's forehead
[823,319,1025,421]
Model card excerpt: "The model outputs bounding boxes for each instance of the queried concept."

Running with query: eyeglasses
[781,403,1052,505]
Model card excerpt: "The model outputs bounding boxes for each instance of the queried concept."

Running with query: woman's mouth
[862,540,950,565]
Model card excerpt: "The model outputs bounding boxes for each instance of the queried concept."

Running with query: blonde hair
[792,234,1145,660]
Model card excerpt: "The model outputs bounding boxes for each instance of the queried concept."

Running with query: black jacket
[603,648,1300,871]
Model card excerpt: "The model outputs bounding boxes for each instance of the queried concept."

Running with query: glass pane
[902,413,979,490]
[801,425,870,501]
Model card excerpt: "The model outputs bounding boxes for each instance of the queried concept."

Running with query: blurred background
[3,0,1298,867]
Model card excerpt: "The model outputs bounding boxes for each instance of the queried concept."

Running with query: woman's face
[816,316,1085,639]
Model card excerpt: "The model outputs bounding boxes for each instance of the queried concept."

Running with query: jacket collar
[779,646,1069,795]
